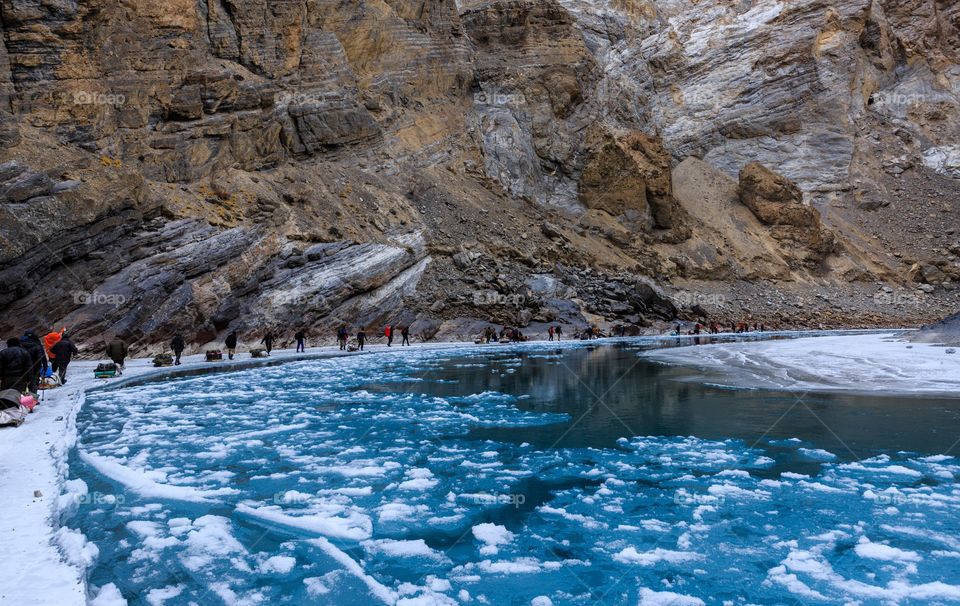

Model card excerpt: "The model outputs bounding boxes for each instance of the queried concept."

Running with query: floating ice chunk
[180,515,247,572]
[854,537,922,562]
[259,555,297,574]
[144,584,184,606]
[797,448,836,461]
[613,547,701,566]
[363,539,450,562]
[531,597,553,606]
[303,576,331,596]
[472,523,514,556]
[236,503,372,541]
[637,588,704,605]
[90,583,127,606]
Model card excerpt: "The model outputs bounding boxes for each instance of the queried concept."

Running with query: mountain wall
[0,0,958,351]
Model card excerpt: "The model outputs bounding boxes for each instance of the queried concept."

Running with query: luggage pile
[152,353,174,367]
[0,389,31,427]
[250,349,267,358]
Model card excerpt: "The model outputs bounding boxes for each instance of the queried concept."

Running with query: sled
[94,362,119,379]
[206,350,223,362]
[38,373,61,390]
[250,349,268,358]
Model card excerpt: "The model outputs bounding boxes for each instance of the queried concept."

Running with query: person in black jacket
[50,333,79,384]
[401,326,410,346]
[0,338,33,393]
[20,332,46,393]
[295,330,306,352]
[171,335,186,365]
[260,332,274,355]
[225,331,238,360]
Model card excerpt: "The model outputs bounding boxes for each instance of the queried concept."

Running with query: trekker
[555,325,563,341]
[171,335,186,365]
[43,328,65,370]
[385,325,393,347]
[0,338,33,392]
[338,326,349,351]
[106,337,129,368]
[548,326,555,341]
[295,330,306,352]
[401,326,410,346]
[357,329,366,351]
[21,332,46,392]
[50,333,79,384]
[225,331,238,360]
[261,332,274,355]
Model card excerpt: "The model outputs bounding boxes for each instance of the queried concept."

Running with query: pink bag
[20,395,38,412]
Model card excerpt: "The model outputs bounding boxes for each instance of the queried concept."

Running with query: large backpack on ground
[94,362,119,379]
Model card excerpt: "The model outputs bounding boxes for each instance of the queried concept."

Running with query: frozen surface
[642,332,960,395]
[66,340,960,605]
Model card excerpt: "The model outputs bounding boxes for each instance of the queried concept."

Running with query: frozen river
[69,337,960,605]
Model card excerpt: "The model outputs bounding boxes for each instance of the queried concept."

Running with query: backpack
[94,362,119,378]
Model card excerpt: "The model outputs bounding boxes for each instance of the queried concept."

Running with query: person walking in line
[106,336,129,369]
[401,326,410,346]
[338,325,349,351]
[357,329,366,351]
[295,330,306,352]
[171,335,186,365]
[225,331,238,360]
[385,325,393,347]
[261,332,274,356]
[43,328,65,372]
[555,325,563,341]
[0,338,33,393]
[548,326,555,341]
[50,332,79,384]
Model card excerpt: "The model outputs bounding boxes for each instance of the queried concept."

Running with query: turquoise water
[69,339,960,605]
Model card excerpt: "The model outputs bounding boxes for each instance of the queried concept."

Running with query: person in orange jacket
[43,328,65,367]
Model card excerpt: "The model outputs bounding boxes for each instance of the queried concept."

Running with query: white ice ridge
[641,332,960,395]
[78,450,239,503]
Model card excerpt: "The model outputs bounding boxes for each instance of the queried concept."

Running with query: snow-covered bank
[642,332,960,396]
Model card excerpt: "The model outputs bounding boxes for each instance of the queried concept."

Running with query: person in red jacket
[385,325,393,347]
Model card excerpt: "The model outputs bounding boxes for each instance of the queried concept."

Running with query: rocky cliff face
[0,0,958,352]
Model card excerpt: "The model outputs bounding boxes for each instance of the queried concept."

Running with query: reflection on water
[367,340,960,467]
